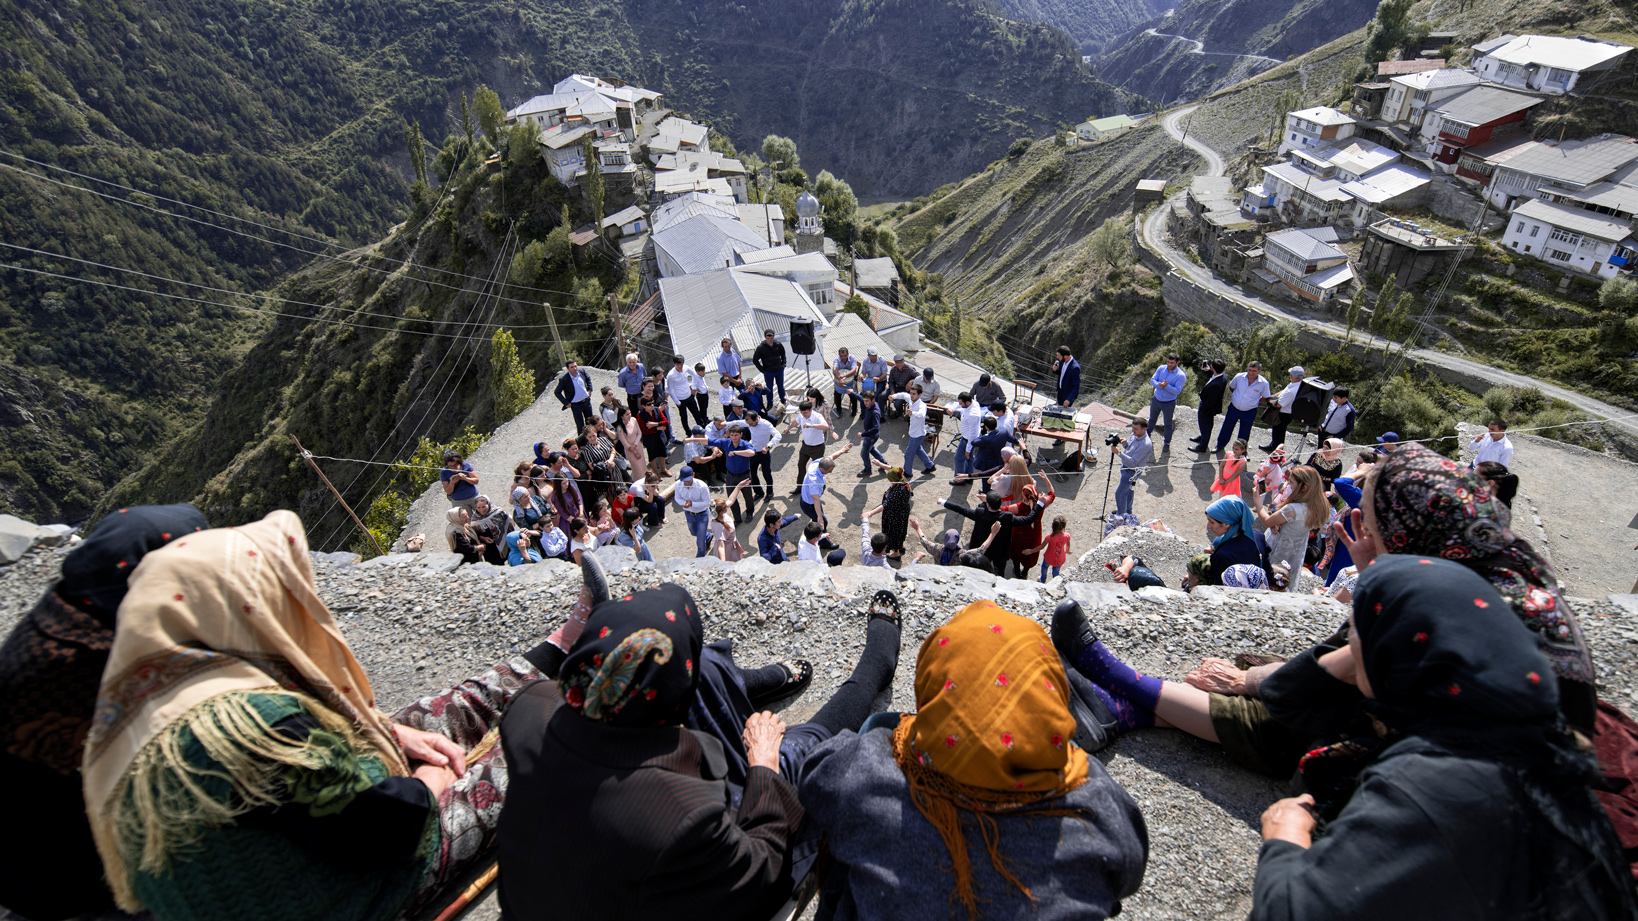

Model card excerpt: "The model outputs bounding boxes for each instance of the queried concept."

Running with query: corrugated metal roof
[1429,85,1541,126]
[651,192,739,234]
[1561,161,1638,213]
[1476,34,1632,72]
[651,215,770,276]
[659,270,829,371]
[1340,162,1432,204]
[733,252,836,279]
[1497,134,1638,186]
[1390,68,1482,91]
[1264,162,1353,202]
[1266,228,1349,262]
[1306,262,1357,289]
[1377,59,1446,76]
[602,205,646,230]
[1472,35,1518,55]
[1466,134,1550,165]
[739,245,797,264]
[1289,106,1356,126]
[853,257,900,288]
[1513,197,1636,241]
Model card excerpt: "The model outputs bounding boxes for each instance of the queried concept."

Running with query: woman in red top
[1211,439,1247,498]
[1005,479,1056,576]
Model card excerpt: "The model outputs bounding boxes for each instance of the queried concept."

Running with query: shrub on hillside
[352,427,488,558]
[491,329,536,425]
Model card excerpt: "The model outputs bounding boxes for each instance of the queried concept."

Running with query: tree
[1008,137,1032,157]
[473,86,505,141]
[841,293,871,325]
[1087,215,1128,272]
[1600,275,1638,315]
[459,92,475,142]
[490,329,536,424]
[404,121,428,186]
[1344,297,1362,344]
[1367,277,1397,340]
[582,135,605,228]
[761,135,799,172]
[814,169,859,245]
[1363,0,1415,65]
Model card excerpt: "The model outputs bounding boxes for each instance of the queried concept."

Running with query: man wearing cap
[844,385,890,477]
[885,354,918,420]
[831,346,861,416]
[742,410,782,502]
[553,359,595,433]
[1214,361,1272,452]
[859,347,889,399]
[673,466,713,557]
[1053,346,1081,408]
[784,400,833,494]
[919,367,943,406]
[617,352,647,415]
[1146,352,1186,452]
[665,355,702,430]
[715,337,743,387]
[971,373,1006,409]
[1319,387,1357,442]
[752,328,787,403]
[1260,366,1306,452]
[1375,431,1400,454]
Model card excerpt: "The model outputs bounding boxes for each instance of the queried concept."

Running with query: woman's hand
[393,723,467,777]
[1332,509,1379,569]
[1261,795,1318,847]
[1185,657,1249,695]
[413,763,459,800]
[743,711,787,772]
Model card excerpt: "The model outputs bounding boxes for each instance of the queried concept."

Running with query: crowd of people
[5,418,1635,921]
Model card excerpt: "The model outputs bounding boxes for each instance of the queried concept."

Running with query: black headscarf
[557,584,705,726]
[1313,555,1634,915]
[59,504,210,626]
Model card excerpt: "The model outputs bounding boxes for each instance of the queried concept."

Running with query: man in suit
[554,360,594,432]
[1190,359,1227,453]
[1053,346,1081,408]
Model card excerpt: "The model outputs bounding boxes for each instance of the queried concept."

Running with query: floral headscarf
[557,584,704,726]
[1371,444,1595,702]
[893,601,1092,917]
[1222,564,1268,589]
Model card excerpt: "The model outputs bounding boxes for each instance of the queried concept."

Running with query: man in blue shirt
[844,387,890,477]
[759,511,801,563]
[1114,418,1153,517]
[715,337,743,386]
[617,353,647,414]
[706,425,758,522]
[799,443,854,527]
[1147,352,1187,452]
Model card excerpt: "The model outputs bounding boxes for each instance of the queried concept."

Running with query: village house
[1541,160,1638,224]
[1261,228,1356,302]
[1257,137,1430,225]
[1361,218,1468,287]
[1502,197,1638,279]
[733,252,840,312]
[505,75,662,141]
[1485,134,1638,211]
[1419,85,1541,169]
[851,256,901,306]
[1453,133,1546,189]
[1377,59,1447,77]
[1077,115,1140,142]
[538,124,593,185]
[648,116,710,156]
[651,215,770,278]
[601,205,647,239]
[1277,107,1358,156]
[654,150,750,202]
[1379,68,1483,128]
[1471,34,1634,95]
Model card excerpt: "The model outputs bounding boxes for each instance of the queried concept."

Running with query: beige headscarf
[83,510,406,909]
[445,506,472,551]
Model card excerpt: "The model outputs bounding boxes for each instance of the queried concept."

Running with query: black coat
[554,369,593,407]
[498,681,805,921]
[1198,373,1227,416]
[752,341,786,374]
[942,499,1044,567]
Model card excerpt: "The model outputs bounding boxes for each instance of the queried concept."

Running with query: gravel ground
[6,527,1635,921]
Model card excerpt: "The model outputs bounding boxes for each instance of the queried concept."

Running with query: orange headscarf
[892,601,1091,917]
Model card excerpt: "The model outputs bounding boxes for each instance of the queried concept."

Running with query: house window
[1529,225,1540,238]
[1548,228,1579,245]
[1514,221,1525,233]
[1548,249,1572,261]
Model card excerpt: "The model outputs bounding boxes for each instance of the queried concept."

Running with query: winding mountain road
[1140,108,1638,438]
[1142,29,1283,67]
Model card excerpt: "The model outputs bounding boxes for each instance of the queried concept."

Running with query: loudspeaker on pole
[789,319,817,356]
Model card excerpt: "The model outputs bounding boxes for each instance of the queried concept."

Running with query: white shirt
[798,412,828,446]
[665,368,694,402]
[1275,380,1301,413]
[745,419,782,452]
[689,368,710,395]
[568,373,589,403]
[719,383,737,406]
[798,538,823,563]
[994,409,1016,440]
[673,479,711,511]
[894,394,928,438]
[1228,373,1272,412]
[957,402,984,441]
[1469,434,1515,468]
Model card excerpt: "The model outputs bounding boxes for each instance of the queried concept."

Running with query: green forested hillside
[0,0,1136,522]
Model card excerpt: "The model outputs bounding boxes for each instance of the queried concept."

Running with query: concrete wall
[1425,176,1498,229]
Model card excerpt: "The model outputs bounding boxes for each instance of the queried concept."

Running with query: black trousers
[1193,408,1218,446]
[832,389,859,416]
[567,399,593,434]
[748,450,774,500]
[1266,411,1293,448]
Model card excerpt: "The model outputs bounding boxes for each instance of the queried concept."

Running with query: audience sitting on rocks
[507,528,544,566]
[1110,554,1166,591]
[510,485,548,531]
[615,507,653,563]
[1248,556,1635,920]
[440,450,480,510]
[629,470,667,528]
[496,586,904,921]
[77,510,575,921]
[797,601,1148,921]
[469,495,513,551]
[446,507,503,566]
[0,504,208,921]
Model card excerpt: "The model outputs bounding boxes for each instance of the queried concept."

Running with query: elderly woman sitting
[1250,556,1634,919]
[81,511,601,921]
[496,588,905,920]
[798,601,1149,920]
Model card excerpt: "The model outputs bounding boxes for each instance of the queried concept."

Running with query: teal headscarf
[1205,496,1256,548]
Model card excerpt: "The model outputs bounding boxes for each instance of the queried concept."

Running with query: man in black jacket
[752,329,787,404]
[1189,359,1227,453]
[554,360,594,433]
[937,491,1045,577]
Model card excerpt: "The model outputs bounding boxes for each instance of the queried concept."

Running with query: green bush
[1008,137,1033,157]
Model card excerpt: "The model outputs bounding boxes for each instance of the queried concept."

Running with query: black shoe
[788,487,802,496]
[749,659,814,707]
[1050,599,1098,661]
[859,469,871,478]
[868,589,904,631]
[1190,444,1210,453]
[1258,443,1277,451]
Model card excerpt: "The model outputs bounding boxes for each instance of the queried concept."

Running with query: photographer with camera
[1190,359,1227,453]
[1110,418,1153,518]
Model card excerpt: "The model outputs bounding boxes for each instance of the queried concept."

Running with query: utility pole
[609,291,628,359]
[290,435,386,557]
[849,244,858,298]
[541,300,567,369]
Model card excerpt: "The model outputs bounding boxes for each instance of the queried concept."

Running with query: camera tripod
[1092,433,1119,524]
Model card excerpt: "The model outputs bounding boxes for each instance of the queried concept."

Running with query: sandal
[868,590,903,630]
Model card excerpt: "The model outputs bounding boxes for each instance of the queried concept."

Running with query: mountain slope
[987,0,1172,56]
